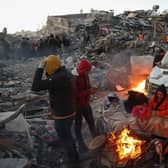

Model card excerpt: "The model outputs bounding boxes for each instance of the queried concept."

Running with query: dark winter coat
[32,67,76,119]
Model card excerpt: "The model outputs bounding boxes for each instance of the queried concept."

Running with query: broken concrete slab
[0,158,29,168]
[0,104,25,124]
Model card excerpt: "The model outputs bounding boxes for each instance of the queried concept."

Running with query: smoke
[90,49,145,90]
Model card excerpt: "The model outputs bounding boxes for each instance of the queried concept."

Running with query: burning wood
[106,128,144,162]
[89,128,148,167]
[89,126,168,168]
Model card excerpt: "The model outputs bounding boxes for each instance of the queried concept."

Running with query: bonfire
[107,128,144,160]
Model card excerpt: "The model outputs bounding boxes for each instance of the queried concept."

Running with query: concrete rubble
[0,7,168,168]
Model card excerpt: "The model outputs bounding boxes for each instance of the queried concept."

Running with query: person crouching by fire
[31,55,79,168]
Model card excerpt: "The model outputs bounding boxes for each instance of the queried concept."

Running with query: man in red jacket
[74,59,97,152]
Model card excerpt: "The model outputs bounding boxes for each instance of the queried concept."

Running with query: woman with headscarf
[137,84,168,138]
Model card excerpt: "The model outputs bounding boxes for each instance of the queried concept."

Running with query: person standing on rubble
[48,34,57,55]
[134,31,145,48]
[137,31,145,41]
[74,59,97,152]
[31,55,79,168]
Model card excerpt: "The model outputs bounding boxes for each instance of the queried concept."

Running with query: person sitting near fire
[135,84,168,138]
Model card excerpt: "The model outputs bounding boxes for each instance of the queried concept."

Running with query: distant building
[42,10,114,36]
[45,13,92,35]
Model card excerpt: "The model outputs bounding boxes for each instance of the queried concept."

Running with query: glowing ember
[107,128,143,161]
[132,80,146,94]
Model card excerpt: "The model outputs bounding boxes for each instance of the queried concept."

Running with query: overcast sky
[0,0,167,33]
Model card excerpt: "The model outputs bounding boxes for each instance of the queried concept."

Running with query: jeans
[55,117,79,163]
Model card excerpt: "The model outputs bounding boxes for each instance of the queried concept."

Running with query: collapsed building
[1,8,168,59]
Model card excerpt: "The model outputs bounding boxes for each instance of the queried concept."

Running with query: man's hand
[38,57,46,69]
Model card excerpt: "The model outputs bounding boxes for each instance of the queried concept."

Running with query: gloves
[38,57,46,69]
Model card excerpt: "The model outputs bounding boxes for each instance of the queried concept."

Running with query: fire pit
[89,128,168,168]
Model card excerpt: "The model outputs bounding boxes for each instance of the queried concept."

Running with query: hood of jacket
[77,59,92,75]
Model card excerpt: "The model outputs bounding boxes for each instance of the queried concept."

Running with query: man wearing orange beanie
[32,55,79,168]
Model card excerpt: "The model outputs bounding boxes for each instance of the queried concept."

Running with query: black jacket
[32,67,76,118]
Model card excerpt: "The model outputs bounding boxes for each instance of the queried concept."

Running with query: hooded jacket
[76,60,92,107]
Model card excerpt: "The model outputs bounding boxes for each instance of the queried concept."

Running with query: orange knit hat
[44,55,61,75]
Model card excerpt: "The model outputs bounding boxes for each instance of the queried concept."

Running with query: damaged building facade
[41,9,114,35]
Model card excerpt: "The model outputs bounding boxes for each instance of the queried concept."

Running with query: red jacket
[76,60,92,107]
[147,95,168,117]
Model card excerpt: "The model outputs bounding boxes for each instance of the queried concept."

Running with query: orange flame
[107,128,143,161]
[116,128,143,160]
[132,80,146,94]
